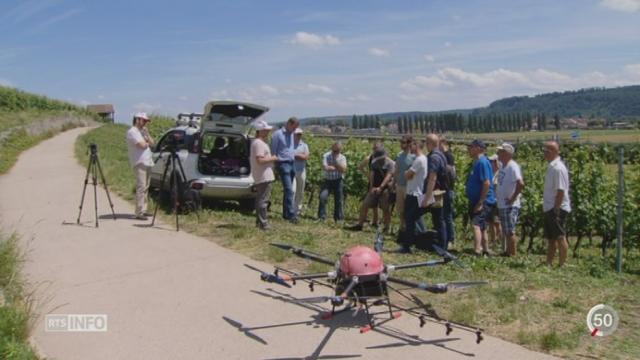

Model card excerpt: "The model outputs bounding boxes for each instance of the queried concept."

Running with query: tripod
[151,147,188,231]
[76,144,116,227]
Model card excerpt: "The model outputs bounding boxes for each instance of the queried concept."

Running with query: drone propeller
[409,294,442,321]
[294,295,345,306]
[387,276,487,294]
[270,243,335,266]
[445,281,489,289]
[243,264,292,288]
[432,244,465,268]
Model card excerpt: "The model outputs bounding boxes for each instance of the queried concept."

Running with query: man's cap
[134,112,150,120]
[371,149,387,163]
[488,154,499,161]
[497,143,515,155]
[294,128,303,134]
[252,119,273,131]
[467,139,486,149]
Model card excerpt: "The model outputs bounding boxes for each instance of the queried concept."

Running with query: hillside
[479,86,640,119]
[301,85,640,126]
[0,86,95,173]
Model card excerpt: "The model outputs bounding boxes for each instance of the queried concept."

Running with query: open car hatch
[202,101,269,134]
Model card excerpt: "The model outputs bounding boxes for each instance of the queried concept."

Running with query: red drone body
[244,239,487,343]
[339,246,385,276]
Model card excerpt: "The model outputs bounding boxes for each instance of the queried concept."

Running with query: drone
[245,233,488,344]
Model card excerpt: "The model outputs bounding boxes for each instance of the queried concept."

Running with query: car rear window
[156,130,198,153]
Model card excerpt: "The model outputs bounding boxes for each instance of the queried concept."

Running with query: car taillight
[192,138,200,153]
[191,182,204,190]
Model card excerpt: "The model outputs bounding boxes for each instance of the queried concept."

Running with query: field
[75,121,640,359]
[451,129,640,144]
[316,129,640,145]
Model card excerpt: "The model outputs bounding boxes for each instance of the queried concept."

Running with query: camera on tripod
[160,132,184,153]
[89,143,98,155]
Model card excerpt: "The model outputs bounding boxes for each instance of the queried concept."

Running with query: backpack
[442,151,457,191]
[444,163,457,190]
[170,173,202,214]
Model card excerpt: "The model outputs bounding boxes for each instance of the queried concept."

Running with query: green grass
[0,233,38,360]
[0,110,93,174]
[76,124,640,359]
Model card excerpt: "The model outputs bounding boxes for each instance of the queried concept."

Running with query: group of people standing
[246,118,571,266]
[462,139,571,266]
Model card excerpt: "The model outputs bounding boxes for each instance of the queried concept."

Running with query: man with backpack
[439,136,457,246]
[422,134,449,249]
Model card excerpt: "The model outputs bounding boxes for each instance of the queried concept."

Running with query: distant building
[87,104,115,122]
[611,122,634,129]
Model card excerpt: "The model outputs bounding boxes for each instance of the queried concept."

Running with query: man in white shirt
[397,138,428,253]
[250,119,278,230]
[126,112,155,220]
[292,128,309,216]
[496,143,524,257]
[543,141,571,267]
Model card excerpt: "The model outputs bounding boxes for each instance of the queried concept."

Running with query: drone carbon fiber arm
[386,276,448,293]
[279,272,336,282]
[269,243,336,266]
[386,259,447,271]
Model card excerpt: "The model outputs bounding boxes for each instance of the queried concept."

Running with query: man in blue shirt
[271,117,300,222]
[465,139,496,256]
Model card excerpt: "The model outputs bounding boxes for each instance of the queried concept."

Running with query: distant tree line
[393,112,561,134]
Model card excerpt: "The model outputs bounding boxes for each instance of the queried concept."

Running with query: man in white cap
[292,127,309,216]
[250,119,278,230]
[126,112,155,220]
[496,143,524,256]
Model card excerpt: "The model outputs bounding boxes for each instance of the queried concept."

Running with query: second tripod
[150,145,188,231]
[77,143,116,227]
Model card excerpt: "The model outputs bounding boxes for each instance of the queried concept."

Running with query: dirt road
[0,128,558,359]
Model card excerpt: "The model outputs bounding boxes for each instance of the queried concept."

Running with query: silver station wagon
[150,101,269,209]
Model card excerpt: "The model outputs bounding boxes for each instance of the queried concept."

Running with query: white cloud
[0,78,13,87]
[399,65,636,107]
[33,8,83,32]
[600,0,640,12]
[178,95,188,101]
[368,47,390,57]
[423,54,435,62]
[259,84,280,96]
[97,94,105,100]
[401,75,454,90]
[347,94,371,102]
[444,41,452,48]
[306,83,333,94]
[290,32,341,48]
[210,90,230,99]
[133,102,162,113]
[624,63,640,76]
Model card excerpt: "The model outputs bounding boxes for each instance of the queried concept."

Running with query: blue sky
[1,0,639,123]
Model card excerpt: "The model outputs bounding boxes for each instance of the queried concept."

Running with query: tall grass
[0,232,38,360]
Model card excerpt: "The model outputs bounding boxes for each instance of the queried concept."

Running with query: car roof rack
[176,112,203,128]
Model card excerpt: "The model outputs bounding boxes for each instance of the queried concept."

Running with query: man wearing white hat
[126,112,155,220]
[250,119,278,230]
[496,143,524,256]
